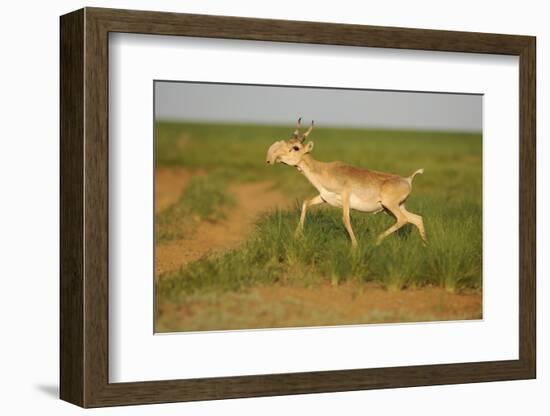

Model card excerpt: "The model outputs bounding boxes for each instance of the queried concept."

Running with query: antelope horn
[301,120,314,141]
[292,117,302,138]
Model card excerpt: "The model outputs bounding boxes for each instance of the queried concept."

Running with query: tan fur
[266,119,426,246]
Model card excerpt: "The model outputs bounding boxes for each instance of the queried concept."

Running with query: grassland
[154,121,482,331]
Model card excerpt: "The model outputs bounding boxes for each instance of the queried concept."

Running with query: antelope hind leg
[375,203,408,245]
[400,204,427,244]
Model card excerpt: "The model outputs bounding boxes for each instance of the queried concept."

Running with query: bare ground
[157,282,482,332]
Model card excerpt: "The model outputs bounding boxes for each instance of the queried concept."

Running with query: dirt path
[155,167,196,213]
[156,174,291,277]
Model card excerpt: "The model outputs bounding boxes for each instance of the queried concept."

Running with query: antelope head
[266,118,315,167]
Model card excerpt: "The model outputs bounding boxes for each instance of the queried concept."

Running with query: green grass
[158,204,482,304]
[155,121,482,299]
[155,173,235,243]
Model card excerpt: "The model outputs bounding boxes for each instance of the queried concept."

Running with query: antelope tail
[407,168,424,184]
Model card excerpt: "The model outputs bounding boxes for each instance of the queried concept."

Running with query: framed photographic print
[60,7,536,408]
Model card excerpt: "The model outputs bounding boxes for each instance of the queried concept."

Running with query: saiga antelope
[265,118,426,246]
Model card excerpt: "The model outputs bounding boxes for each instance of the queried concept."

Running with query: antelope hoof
[294,227,303,237]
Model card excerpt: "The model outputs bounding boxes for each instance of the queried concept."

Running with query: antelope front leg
[296,195,324,235]
[342,192,358,247]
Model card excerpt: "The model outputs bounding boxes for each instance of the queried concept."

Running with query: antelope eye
[292,146,300,151]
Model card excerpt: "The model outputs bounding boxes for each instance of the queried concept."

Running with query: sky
[155,81,482,132]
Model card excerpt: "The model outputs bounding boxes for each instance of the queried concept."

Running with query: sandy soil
[155,172,291,277]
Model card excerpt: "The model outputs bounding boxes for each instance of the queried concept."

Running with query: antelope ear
[305,141,314,153]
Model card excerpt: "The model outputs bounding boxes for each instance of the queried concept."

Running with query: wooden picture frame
[60,7,536,408]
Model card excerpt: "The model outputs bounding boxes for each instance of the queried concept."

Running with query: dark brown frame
[60,7,536,408]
